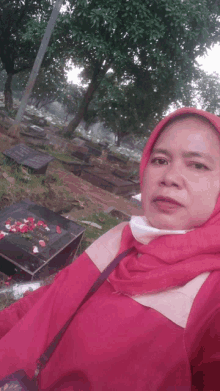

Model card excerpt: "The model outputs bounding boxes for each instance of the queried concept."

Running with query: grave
[72,137,86,147]
[20,124,47,139]
[70,145,91,163]
[112,168,131,180]
[0,199,85,282]
[107,152,129,164]
[3,143,54,174]
[81,167,140,196]
[86,144,102,157]
[60,160,93,176]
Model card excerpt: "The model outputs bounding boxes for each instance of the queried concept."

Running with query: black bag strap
[34,247,133,378]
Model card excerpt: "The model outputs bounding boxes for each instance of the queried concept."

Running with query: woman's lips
[153,200,183,213]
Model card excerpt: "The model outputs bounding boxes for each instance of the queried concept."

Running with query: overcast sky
[197,43,220,75]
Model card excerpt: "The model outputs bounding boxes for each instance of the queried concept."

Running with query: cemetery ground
[0,130,142,311]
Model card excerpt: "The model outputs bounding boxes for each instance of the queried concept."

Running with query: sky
[197,43,220,75]
[66,43,220,84]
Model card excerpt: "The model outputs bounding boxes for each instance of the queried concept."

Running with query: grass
[32,144,82,163]
[0,152,76,214]
[0,153,62,187]
[76,211,124,255]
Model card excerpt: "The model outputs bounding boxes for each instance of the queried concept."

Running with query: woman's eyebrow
[151,148,215,164]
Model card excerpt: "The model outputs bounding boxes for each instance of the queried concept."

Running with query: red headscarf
[108,107,220,295]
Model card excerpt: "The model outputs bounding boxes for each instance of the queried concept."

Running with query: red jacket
[0,251,220,390]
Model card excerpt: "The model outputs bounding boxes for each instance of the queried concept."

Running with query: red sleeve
[0,283,51,339]
[0,251,94,341]
[191,311,220,391]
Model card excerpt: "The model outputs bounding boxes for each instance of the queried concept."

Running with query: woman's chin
[146,216,187,231]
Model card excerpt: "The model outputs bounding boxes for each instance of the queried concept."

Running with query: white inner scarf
[129,215,190,244]
[129,215,210,328]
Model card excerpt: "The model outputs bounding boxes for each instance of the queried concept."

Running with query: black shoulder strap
[34,247,133,377]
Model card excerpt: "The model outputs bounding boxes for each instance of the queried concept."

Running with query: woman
[1,107,220,390]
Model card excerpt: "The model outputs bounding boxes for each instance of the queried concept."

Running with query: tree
[81,71,168,146]
[193,72,220,115]
[0,0,69,111]
[56,0,220,136]
[169,70,220,116]
[57,82,85,122]
[0,59,68,110]
[26,59,68,109]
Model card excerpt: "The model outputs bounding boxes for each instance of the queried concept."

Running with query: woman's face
[142,117,220,230]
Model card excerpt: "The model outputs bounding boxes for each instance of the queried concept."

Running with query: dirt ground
[48,164,143,220]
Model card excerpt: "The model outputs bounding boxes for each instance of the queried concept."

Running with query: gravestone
[3,143,54,174]
[86,145,102,157]
[0,199,85,282]
[81,167,140,196]
[70,145,91,163]
[72,137,86,147]
[107,153,129,164]
[21,124,47,139]
[60,160,92,176]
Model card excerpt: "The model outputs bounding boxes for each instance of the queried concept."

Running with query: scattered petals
[27,217,35,223]
[39,240,46,247]
[6,216,51,247]
[33,246,39,253]
[0,231,9,236]
[56,226,61,234]
[37,220,46,227]
[20,226,28,233]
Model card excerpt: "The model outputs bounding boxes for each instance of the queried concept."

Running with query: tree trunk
[65,62,111,137]
[4,73,13,111]
[115,121,121,147]
[116,131,121,147]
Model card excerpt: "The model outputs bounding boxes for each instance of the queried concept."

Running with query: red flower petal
[56,226,61,234]
[27,217,35,222]
[0,234,5,240]
[5,220,11,225]
[37,221,45,226]
[20,227,28,233]
[39,240,46,247]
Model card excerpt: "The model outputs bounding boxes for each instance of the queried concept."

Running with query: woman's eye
[189,162,209,171]
[150,158,209,171]
[151,158,167,165]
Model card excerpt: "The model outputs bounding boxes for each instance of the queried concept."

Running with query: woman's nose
[160,163,183,188]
